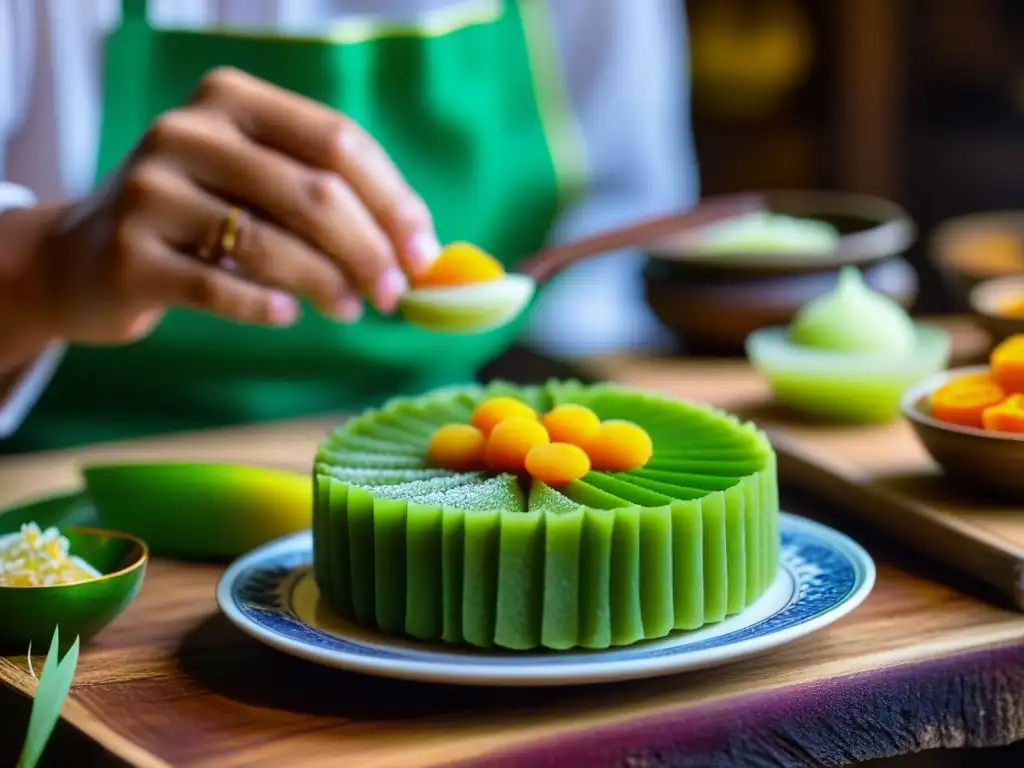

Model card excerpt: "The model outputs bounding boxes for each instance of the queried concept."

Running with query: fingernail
[334,293,363,323]
[371,267,408,313]
[406,232,442,275]
[268,291,300,326]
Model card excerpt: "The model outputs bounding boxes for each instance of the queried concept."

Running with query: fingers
[152,113,407,313]
[125,231,304,328]
[127,161,362,321]
[191,67,440,277]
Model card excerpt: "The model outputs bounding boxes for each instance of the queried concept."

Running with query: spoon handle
[515,193,765,284]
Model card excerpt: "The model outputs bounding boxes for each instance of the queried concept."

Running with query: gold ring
[219,206,241,255]
[197,206,243,264]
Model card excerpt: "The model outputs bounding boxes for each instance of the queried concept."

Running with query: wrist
[0,204,68,371]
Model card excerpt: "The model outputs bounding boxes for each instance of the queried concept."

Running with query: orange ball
[542,404,601,446]
[484,417,550,472]
[525,442,591,486]
[586,420,653,472]
[471,396,537,434]
[427,423,486,470]
[412,242,505,289]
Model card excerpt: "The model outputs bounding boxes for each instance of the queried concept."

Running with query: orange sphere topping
[427,423,486,470]
[412,242,505,289]
[585,420,653,472]
[470,396,537,435]
[542,404,601,446]
[525,442,591,486]
[484,417,550,472]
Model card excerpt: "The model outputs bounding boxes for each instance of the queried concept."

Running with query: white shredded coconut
[0,523,101,587]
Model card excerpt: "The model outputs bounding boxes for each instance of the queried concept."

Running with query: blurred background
[684,0,1024,316]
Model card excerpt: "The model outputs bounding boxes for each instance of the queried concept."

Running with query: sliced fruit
[399,274,536,334]
[412,242,505,289]
[81,463,311,560]
[585,420,654,472]
[471,396,537,434]
[427,423,486,470]
[991,335,1024,394]
[542,404,601,446]
[484,417,550,472]
[929,372,1006,428]
[982,393,1024,433]
[524,442,591,486]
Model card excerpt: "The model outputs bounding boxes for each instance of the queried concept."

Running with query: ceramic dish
[930,211,1024,310]
[968,275,1024,346]
[0,527,147,651]
[217,513,875,687]
[646,256,917,355]
[747,324,951,423]
[647,190,915,276]
[902,365,1024,503]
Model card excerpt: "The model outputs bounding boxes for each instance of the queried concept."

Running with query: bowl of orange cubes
[902,334,1024,502]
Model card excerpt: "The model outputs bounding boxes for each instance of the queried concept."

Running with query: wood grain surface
[584,319,1024,609]
[3,320,1024,766]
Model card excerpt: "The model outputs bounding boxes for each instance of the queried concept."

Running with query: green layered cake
[312,380,779,650]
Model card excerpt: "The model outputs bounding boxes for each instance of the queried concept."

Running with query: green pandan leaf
[17,627,80,768]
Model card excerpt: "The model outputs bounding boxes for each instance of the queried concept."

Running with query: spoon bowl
[0,527,147,652]
[399,274,536,334]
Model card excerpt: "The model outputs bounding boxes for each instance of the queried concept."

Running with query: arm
[0,0,67,436]
[525,0,699,357]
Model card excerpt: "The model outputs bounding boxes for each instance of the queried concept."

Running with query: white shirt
[0,0,697,434]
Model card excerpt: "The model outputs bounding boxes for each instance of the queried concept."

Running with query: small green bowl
[746,325,952,423]
[0,527,148,653]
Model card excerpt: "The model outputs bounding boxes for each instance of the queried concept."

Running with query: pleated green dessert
[312,380,779,650]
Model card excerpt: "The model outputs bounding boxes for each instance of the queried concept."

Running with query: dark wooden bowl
[902,366,1024,504]
[645,257,918,356]
[930,211,1024,311]
[643,190,918,354]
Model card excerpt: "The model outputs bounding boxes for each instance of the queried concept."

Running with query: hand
[32,66,440,345]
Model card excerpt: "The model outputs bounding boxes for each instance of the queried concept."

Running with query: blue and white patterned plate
[217,513,874,686]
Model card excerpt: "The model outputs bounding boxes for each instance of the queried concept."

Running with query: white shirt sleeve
[525,0,699,357]
[0,2,66,438]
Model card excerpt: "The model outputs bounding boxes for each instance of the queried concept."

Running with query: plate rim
[216,512,875,686]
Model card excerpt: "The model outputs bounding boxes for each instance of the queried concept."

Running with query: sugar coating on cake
[313,380,780,651]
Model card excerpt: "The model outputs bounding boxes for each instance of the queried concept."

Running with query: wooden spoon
[399,193,765,334]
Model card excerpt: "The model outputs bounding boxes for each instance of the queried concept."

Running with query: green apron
[8,0,585,452]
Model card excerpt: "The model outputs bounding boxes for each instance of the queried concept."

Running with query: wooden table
[3,348,1024,766]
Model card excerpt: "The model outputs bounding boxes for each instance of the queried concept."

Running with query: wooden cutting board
[585,319,1024,609]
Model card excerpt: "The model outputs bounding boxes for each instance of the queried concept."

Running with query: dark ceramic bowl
[930,211,1024,311]
[647,190,915,277]
[0,526,147,652]
[902,365,1024,504]
[968,275,1024,347]
[645,256,918,356]
[644,190,917,354]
